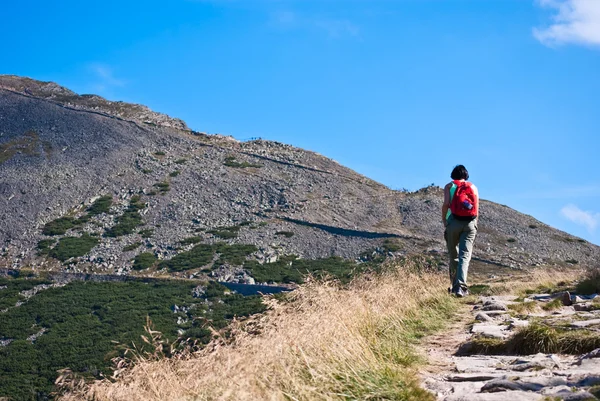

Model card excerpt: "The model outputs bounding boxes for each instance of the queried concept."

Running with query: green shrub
[159,243,258,272]
[244,256,360,284]
[105,213,143,237]
[42,217,77,236]
[566,259,579,265]
[104,196,146,237]
[139,229,155,238]
[154,151,166,156]
[224,156,263,168]
[76,214,91,224]
[180,237,203,245]
[86,195,113,216]
[208,230,238,239]
[208,225,240,239]
[159,244,215,272]
[507,238,517,243]
[154,182,170,192]
[215,243,258,265]
[174,158,187,164]
[49,234,99,261]
[275,231,294,238]
[37,239,56,256]
[0,276,52,309]
[169,170,180,177]
[0,278,265,400]
[132,252,157,270]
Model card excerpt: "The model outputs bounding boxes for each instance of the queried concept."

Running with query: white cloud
[87,63,126,93]
[533,0,600,47]
[560,204,600,232]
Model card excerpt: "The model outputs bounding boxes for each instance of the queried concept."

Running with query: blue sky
[1,0,599,244]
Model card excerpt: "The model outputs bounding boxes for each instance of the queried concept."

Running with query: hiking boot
[454,287,466,298]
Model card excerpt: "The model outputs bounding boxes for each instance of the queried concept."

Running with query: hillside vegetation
[60,263,591,401]
[60,258,459,401]
[0,276,265,400]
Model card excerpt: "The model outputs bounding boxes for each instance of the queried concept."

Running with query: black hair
[450,165,469,180]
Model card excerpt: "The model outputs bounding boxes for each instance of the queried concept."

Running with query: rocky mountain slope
[1,75,598,282]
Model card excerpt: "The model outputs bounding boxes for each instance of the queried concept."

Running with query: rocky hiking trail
[421,281,600,401]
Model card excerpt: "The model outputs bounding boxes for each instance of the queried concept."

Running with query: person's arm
[472,184,479,222]
[441,183,451,225]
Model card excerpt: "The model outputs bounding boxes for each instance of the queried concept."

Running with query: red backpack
[450,180,478,217]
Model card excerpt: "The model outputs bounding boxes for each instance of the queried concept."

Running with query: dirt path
[420,290,600,401]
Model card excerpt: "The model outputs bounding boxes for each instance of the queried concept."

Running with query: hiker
[442,165,479,297]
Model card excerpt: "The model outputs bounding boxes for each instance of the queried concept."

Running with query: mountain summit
[0,75,597,281]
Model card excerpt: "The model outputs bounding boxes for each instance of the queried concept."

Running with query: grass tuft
[468,284,510,296]
[465,322,600,356]
[508,301,538,314]
[542,298,563,311]
[509,323,559,354]
[576,268,600,295]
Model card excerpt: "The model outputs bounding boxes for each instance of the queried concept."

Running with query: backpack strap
[446,183,457,221]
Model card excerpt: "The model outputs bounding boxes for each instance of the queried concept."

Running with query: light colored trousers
[445,215,477,291]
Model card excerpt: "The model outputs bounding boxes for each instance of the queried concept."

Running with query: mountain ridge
[1,75,598,283]
[0,74,189,131]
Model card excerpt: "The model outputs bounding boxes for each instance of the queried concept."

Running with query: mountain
[1,75,598,281]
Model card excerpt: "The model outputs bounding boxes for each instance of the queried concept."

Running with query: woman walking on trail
[442,165,479,297]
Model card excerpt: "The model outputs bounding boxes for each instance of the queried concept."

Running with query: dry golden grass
[60,260,458,401]
[60,264,583,401]
[471,266,583,297]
